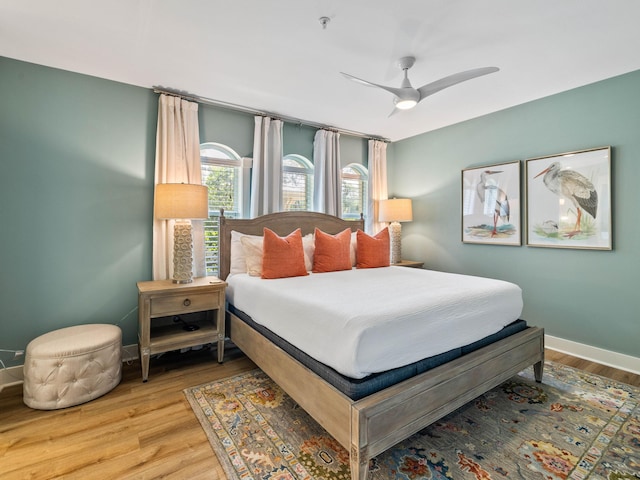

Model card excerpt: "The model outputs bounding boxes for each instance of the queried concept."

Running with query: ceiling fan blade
[417,66,499,101]
[340,72,405,97]
[388,107,401,117]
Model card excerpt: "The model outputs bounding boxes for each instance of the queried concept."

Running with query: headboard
[219,210,365,280]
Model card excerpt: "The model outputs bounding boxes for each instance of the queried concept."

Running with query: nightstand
[136,276,226,382]
[393,260,424,268]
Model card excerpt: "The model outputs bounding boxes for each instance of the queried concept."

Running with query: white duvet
[226,267,523,379]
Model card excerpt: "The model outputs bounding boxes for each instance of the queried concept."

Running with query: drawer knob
[183,298,191,307]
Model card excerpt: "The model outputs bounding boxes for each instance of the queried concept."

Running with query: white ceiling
[2,0,640,141]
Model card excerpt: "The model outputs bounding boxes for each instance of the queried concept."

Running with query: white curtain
[367,139,388,234]
[250,116,283,217]
[152,94,204,280]
[313,129,341,216]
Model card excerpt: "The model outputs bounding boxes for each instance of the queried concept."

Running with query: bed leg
[350,447,369,480]
[534,360,544,383]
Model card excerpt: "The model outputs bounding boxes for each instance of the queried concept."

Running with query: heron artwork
[476,170,510,237]
[534,161,598,237]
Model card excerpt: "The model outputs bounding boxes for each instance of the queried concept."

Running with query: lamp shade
[378,198,413,223]
[155,183,209,220]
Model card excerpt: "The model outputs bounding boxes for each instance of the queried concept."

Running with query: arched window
[282,154,314,211]
[200,142,243,276]
[341,164,369,220]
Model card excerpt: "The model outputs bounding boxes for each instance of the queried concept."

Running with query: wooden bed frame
[219,211,544,480]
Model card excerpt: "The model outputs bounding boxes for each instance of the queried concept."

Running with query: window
[200,142,243,276]
[341,164,369,220]
[282,154,313,211]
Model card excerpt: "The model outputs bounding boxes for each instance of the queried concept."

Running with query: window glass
[200,142,242,276]
[282,154,313,211]
[341,164,368,220]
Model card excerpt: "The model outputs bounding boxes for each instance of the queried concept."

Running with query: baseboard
[545,334,640,376]
[122,339,640,377]
[0,344,140,393]
[4,340,637,392]
[121,343,139,362]
[0,366,24,393]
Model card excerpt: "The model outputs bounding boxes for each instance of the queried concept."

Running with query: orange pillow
[262,228,309,279]
[356,228,390,269]
[313,228,352,273]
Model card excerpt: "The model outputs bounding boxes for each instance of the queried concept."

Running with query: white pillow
[230,231,262,275]
[302,233,315,271]
[240,235,264,276]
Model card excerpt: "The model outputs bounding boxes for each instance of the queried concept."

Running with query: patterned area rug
[184,362,640,479]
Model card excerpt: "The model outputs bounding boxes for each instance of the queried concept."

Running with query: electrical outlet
[14,350,24,359]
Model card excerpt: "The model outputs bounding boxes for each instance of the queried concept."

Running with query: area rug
[184,362,640,479]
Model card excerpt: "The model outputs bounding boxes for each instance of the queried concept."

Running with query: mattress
[226,266,523,379]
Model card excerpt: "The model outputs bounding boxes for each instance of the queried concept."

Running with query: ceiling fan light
[394,98,417,110]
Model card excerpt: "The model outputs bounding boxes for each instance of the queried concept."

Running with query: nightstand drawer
[150,292,219,316]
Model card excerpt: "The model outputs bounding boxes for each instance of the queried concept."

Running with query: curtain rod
[152,87,390,143]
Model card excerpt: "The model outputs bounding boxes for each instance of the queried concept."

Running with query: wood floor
[1,347,638,480]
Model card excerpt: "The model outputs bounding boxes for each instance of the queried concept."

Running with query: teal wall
[340,135,368,168]
[283,123,315,160]
[0,57,157,365]
[390,69,640,359]
[5,53,632,369]
[198,111,368,168]
[0,56,368,367]
[199,106,254,158]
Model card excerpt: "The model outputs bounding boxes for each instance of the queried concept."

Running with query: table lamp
[155,183,209,283]
[378,198,413,264]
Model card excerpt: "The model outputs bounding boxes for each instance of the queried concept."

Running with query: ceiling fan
[341,56,499,116]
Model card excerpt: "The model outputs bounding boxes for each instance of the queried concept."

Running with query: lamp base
[172,220,194,283]
[388,221,402,264]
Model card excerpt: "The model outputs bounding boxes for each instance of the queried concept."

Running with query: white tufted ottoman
[23,324,122,410]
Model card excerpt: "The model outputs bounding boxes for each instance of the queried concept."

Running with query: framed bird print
[525,146,612,250]
[461,160,521,246]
